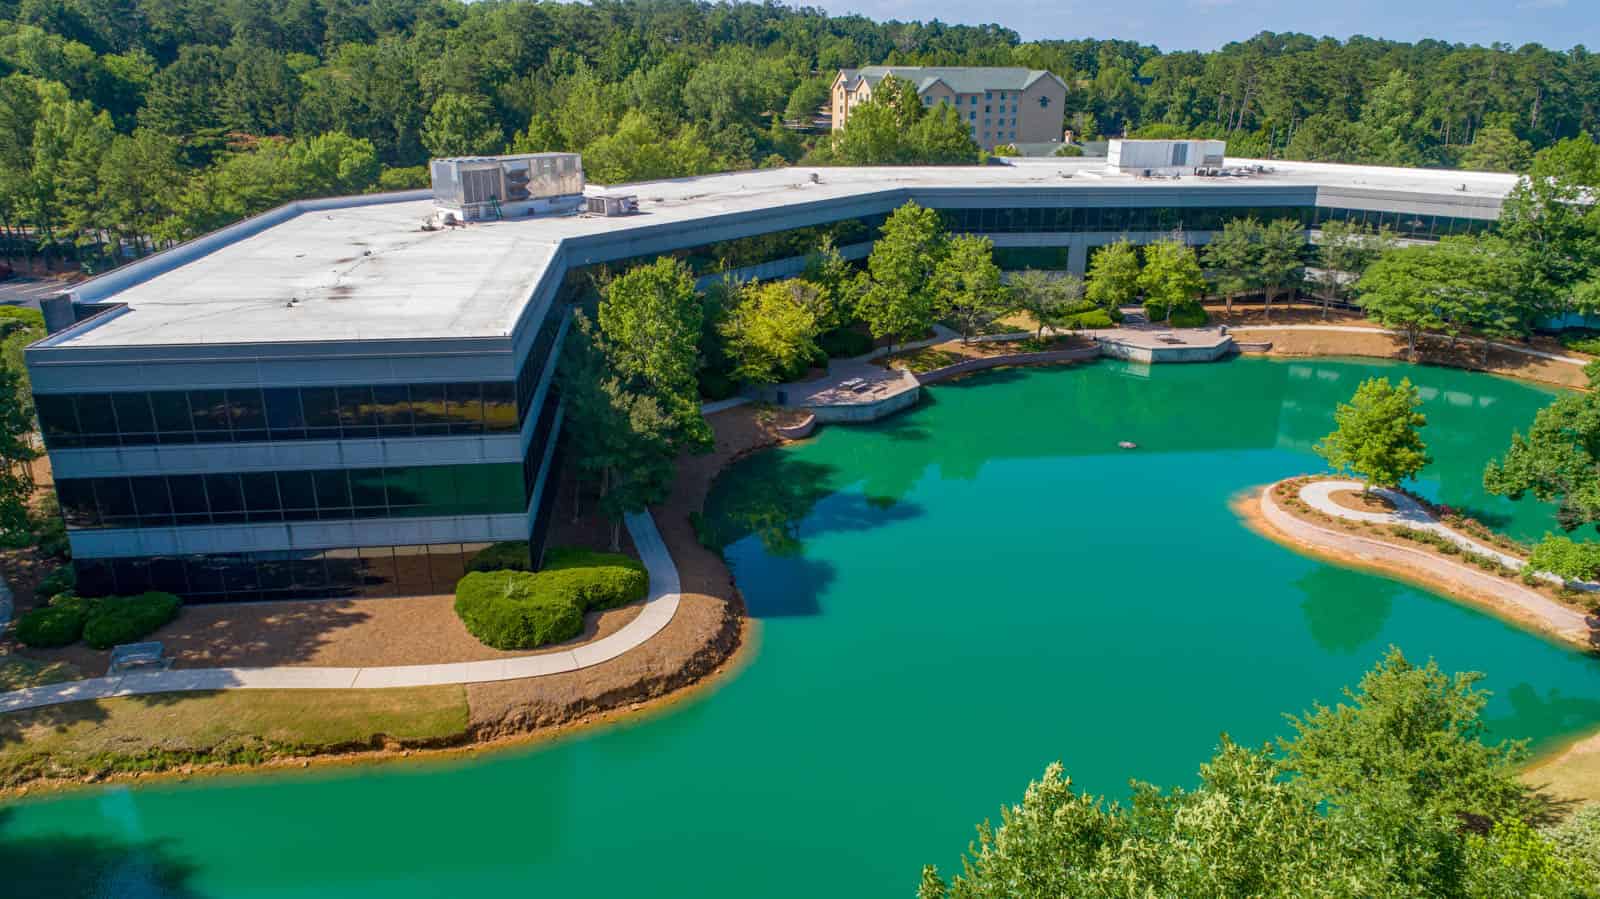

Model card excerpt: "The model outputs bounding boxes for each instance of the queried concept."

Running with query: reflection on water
[1297,567,1398,654]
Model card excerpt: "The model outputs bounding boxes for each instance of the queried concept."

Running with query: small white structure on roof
[429,152,585,222]
[1108,139,1226,176]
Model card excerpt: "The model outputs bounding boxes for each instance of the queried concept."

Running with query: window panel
[481,382,517,433]
[371,384,413,436]
[204,473,245,523]
[277,470,317,515]
[348,468,388,512]
[410,384,449,435]
[300,387,340,431]
[256,552,294,592]
[75,393,117,436]
[263,388,306,439]
[337,385,377,439]
[313,469,352,516]
[57,479,100,528]
[227,389,267,442]
[111,392,156,440]
[35,394,80,446]
[189,389,231,442]
[240,472,283,522]
[445,382,484,434]
[150,392,195,443]
[93,477,137,526]
[130,476,174,525]
[184,556,226,596]
[168,474,209,525]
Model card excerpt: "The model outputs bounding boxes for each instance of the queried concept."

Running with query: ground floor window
[74,542,506,603]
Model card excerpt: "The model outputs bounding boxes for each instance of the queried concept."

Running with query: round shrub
[81,592,182,649]
[466,541,534,573]
[454,570,584,650]
[1143,299,1170,322]
[15,601,88,648]
[698,367,740,401]
[1169,306,1209,328]
[454,548,650,649]
[1067,309,1116,329]
[35,564,76,601]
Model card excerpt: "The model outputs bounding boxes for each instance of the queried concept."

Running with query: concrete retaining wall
[808,384,922,423]
[1096,337,1235,363]
[914,346,1101,384]
[777,414,818,439]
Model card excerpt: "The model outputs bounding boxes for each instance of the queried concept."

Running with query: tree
[921,650,1585,899]
[802,235,865,333]
[582,110,718,184]
[1527,534,1600,582]
[597,257,709,453]
[1311,220,1394,320]
[1314,376,1430,494]
[422,92,502,158]
[1461,125,1534,173]
[1484,388,1600,533]
[1136,237,1205,324]
[1204,218,1261,317]
[1257,218,1305,322]
[0,360,37,541]
[1084,240,1140,311]
[720,279,821,386]
[859,201,947,350]
[1009,270,1082,340]
[935,235,1007,342]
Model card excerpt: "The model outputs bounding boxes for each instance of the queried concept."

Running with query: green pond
[10,356,1600,899]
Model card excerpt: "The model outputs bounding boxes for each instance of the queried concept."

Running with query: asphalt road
[0,277,63,309]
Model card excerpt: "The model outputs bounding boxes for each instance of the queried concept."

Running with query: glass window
[148,556,188,595]
[301,387,340,432]
[150,392,194,443]
[263,388,306,440]
[36,394,80,446]
[169,474,209,525]
[256,551,294,592]
[348,468,388,515]
[57,480,100,527]
[130,476,173,525]
[358,546,397,597]
[371,385,412,436]
[241,473,282,522]
[290,551,328,593]
[184,555,225,596]
[228,389,267,442]
[313,469,352,517]
[445,383,484,435]
[394,545,432,592]
[189,389,231,442]
[93,477,136,526]
[75,393,117,436]
[337,386,377,439]
[112,393,156,441]
[205,473,246,524]
[481,382,516,433]
[277,470,317,515]
[410,384,449,435]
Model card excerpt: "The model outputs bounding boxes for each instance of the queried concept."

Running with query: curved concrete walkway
[0,510,681,714]
[1275,480,1591,643]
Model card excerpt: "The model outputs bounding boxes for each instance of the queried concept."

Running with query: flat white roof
[47,159,1518,350]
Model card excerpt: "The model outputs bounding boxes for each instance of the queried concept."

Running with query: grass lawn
[0,653,82,692]
[0,685,470,788]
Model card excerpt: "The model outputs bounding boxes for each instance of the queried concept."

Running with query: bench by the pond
[108,641,173,675]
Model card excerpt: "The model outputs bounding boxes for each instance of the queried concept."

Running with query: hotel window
[969,111,976,121]
[923,95,931,104]
[985,104,991,113]
[985,91,992,99]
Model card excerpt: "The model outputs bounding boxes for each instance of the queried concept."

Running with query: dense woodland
[3,0,1600,268]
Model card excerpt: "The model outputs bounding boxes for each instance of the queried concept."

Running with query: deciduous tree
[935,234,1007,342]
[1084,240,1140,311]
[1314,376,1430,494]
[720,279,821,386]
[860,201,947,350]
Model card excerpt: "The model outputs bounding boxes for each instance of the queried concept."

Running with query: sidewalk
[0,510,681,714]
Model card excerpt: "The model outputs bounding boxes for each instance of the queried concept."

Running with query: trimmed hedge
[1169,306,1209,328]
[454,548,650,650]
[82,592,182,649]
[15,596,89,648]
[466,541,534,573]
[454,570,585,649]
[1066,309,1116,329]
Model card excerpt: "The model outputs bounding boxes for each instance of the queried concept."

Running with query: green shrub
[1529,533,1600,581]
[1066,309,1116,329]
[819,327,873,359]
[35,564,75,600]
[1168,306,1209,328]
[542,548,649,610]
[81,592,181,649]
[1559,331,1600,356]
[454,548,650,649]
[1143,299,1170,322]
[466,541,533,573]
[454,570,585,649]
[15,598,89,648]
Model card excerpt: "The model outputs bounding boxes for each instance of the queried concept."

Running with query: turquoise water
[7,356,1600,899]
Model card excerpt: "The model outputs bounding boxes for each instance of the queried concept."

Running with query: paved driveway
[0,277,65,309]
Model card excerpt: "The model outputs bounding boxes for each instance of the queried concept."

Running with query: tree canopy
[1315,376,1430,493]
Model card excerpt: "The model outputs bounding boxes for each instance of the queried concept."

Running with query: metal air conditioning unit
[429,153,585,222]
[586,193,639,217]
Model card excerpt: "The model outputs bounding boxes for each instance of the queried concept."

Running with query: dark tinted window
[301,387,340,430]
[112,393,156,435]
[76,394,117,435]
[228,389,267,440]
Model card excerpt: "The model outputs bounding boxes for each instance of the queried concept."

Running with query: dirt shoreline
[1234,485,1594,651]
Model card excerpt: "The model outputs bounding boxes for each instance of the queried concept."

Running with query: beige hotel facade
[831,66,1070,150]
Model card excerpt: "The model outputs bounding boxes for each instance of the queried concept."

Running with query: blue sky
[810,0,1594,52]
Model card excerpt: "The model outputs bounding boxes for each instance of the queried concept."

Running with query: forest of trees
[3,0,1600,271]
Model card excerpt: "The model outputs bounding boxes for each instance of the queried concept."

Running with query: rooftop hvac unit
[429,153,585,221]
[586,194,639,217]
